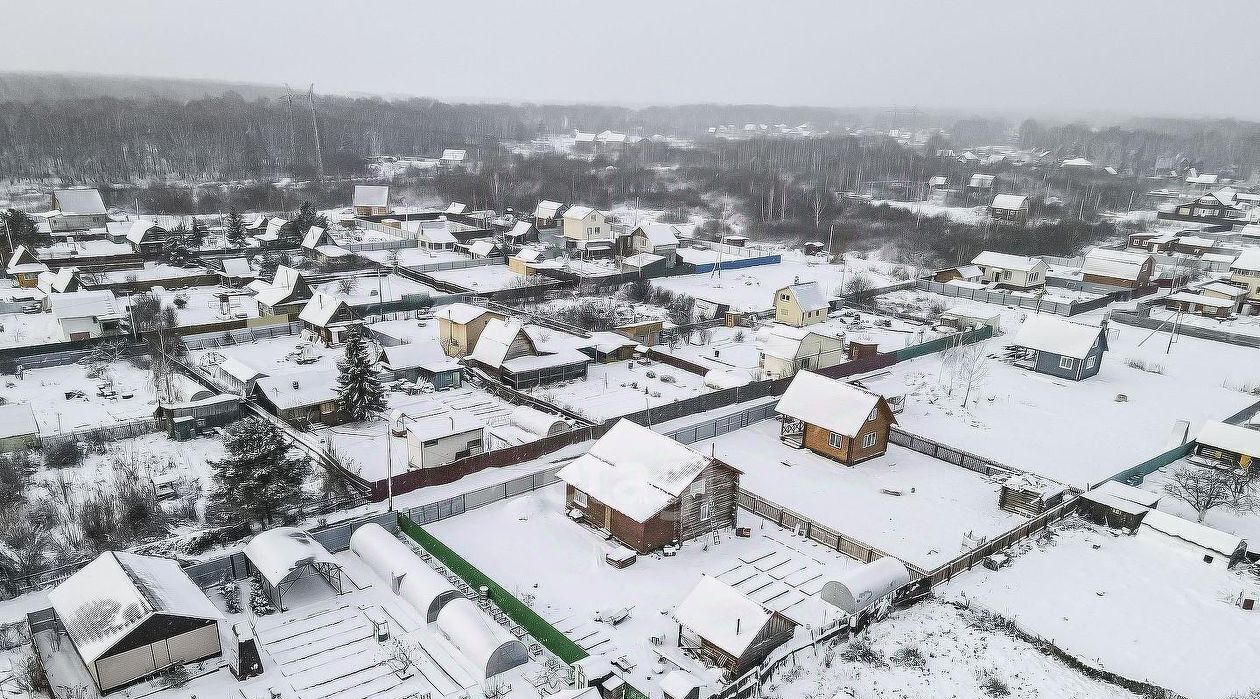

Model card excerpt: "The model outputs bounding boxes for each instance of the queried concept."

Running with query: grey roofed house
[51,188,108,215]
[1009,315,1107,381]
[1082,247,1154,282]
[533,200,566,219]
[783,281,828,312]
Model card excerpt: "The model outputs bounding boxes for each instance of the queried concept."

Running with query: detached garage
[48,551,223,694]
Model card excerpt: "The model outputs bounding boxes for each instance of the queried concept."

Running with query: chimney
[291,380,300,390]
[736,618,741,634]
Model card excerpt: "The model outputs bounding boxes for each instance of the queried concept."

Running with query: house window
[573,489,588,507]
[867,407,877,422]
[1086,355,1096,370]
[1002,270,1012,281]
[467,438,482,449]
[699,501,712,520]
[690,480,706,497]
[828,432,844,449]
[862,432,877,449]
[1059,355,1075,370]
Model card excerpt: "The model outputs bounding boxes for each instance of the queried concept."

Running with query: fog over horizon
[2,0,1257,122]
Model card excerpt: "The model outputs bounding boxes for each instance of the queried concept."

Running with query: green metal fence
[1103,441,1196,488]
[397,514,589,663]
[892,324,994,362]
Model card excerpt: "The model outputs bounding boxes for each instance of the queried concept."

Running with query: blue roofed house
[1008,315,1107,381]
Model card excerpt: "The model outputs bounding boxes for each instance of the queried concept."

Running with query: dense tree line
[1017,118,1260,177]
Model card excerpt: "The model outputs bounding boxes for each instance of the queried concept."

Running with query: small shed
[509,405,570,438]
[435,597,530,678]
[775,371,895,465]
[989,194,1030,223]
[1008,315,1107,381]
[48,551,223,693]
[939,305,1001,333]
[353,185,391,216]
[298,292,360,345]
[1136,509,1247,569]
[244,527,344,610]
[1079,488,1150,531]
[820,557,911,615]
[674,576,796,675]
[0,403,38,453]
[1165,291,1234,318]
[998,475,1068,516]
[1194,421,1260,469]
[348,523,460,622]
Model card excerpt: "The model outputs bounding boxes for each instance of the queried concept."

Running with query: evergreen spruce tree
[225,208,247,248]
[208,417,310,526]
[248,576,275,616]
[188,217,208,250]
[164,223,192,265]
[337,330,386,422]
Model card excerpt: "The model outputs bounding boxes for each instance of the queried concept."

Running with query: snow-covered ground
[943,520,1260,699]
[527,358,714,422]
[427,263,524,292]
[189,334,340,377]
[772,599,1143,699]
[1136,459,1260,543]
[868,199,989,225]
[428,483,860,698]
[5,359,159,432]
[1148,302,1260,339]
[875,288,1029,331]
[314,273,438,305]
[144,286,258,326]
[354,246,470,269]
[0,309,64,348]
[691,420,1024,569]
[869,322,1260,488]
[650,255,905,312]
[85,263,209,286]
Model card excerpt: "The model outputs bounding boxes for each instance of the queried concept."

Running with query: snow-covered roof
[435,302,495,325]
[49,290,117,320]
[349,523,459,623]
[990,194,1028,211]
[501,347,590,373]
[563,205,597,221]
[5,245,48,275]
[1196,421,1260,457]
[514,248,544,263]
[635,222,680,247]
[507,221,536,238]
[440,149,467,162]
[1011,315,1103,359]
[820,557,911,614]
[298,291,352,328]
[623,252,664,269]
[1186,173,1220,185]
[1167,291,1234,308]
[776,371,884,437]
[125,220,162,244]
[1198,281,1247,297]
[971,251,1044,272]
[705,369,753,390]
[418,224,458,245]
[557,420,713,522]
[1061,157,1094,168]
[467,240,497,257]
[1092,480,1161,509]
[756,324,834,361]
[468,318,531,369]
[446,202,468,215]
[781,281,828,312]
[53,188,107,215]
[1139,509,1244,558]
[0,403,38,439]
[244,527,340,589]
[354,185,390,209]
[1082,247,1152,281]
[1079,489,1149,517]
[1230,248,1260,272]
[673,576,773,658]
[380,342,451,372]
[48,551,221,665]
[255,369,339,409]
[509,405,570,438]
[217,356,265,384]
[927,176,948,187]
[301,225,330,249]
[435,597,529,679]
[968,174,995,188]
[534,200,566,219]
[220,257,254,278]
[403,401,485,442]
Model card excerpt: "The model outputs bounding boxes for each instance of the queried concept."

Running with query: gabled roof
[779,281,828,312]
[217,356,265,384]
[514,248,544,263]
[534,200,566,219]
[0,403,37,439]
[968,174,995,188]
[1082,247,1153,281]
[125,220,164,244]
[48,551,221,665]
[756,324,840,361]
[776,371,886,438]
[635,222,680,247]
[563,205,597,221]
[1230,248,1260,272]
[468,318,534,368]
[353,185,390,209]
[220,257,254,278]
[298,291,352,328]
[557,420,715,522]
[255,369,339,409]
[507,221,537,238]
[467,240,498,257]
[446,202,468,215]
[301,225,332,249]
[971,251,1044,272]
[435,302,496,325]
[1196,421,1260,458]
[38,267,80,294]
[49,290,117,320]
[990,194,1028,211]
[52,188,107,215]
[1011,315,1103,359]
[5,245,48,275]
[673,576,773,658]
[1092,480,1161,509]
[440,149,467,162]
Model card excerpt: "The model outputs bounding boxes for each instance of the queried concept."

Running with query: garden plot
[873,322,1260,488]
[1149,303,1260,339]
[527,359,714,422]
[4,359,159,432]
[427,264,523,292]
[189,334,342,377]
[0,309,63,348]
[943,521,1260,699]
[868,199,990,225]
[147,286,259,326]
[1135,459,1260,543]
[690,420,1024,570]
[771,599,1143,699]
[85,263,209,286]
[650,254,904,312]
[428,484,860,697]
[355,247,469,268]
[31,431,223,507]
[314,274,438,305]
[875,288,1033,331]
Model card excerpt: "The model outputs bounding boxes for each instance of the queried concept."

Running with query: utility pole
[308,84,325,181]
[284,85,298,178]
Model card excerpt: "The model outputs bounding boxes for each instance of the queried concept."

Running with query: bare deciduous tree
[1162,465,1257,522]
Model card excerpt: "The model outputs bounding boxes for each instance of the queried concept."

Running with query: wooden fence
[887,426,1030,480]
[921,497,1079,586]
[39,417,162,450]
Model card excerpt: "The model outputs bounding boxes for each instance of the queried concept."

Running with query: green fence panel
[397,515,589,663]
[1105,441,1195,487]
[893,325,993,362]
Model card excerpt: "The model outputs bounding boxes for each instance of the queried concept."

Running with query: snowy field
[5,359,159,432]
[1148,303,1260,339]
[650,256,905,312]
[944,521,1260,699]
[527,358,714,422]
[86,263,209,286]
[428,483,861,698]
[0,309,64,347]
[355,246,469,268]
[1136,460,1260,543]
[313,273,438,305]
[145,286,258,326]
[869,322,1260,488]
[691,420,1024,569]
[190,334,341,377]
[772,599,1143,699]
[868,199,989,225]
[427,264,523,292]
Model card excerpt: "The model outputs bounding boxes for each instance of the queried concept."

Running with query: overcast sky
[3,0,1257,120]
